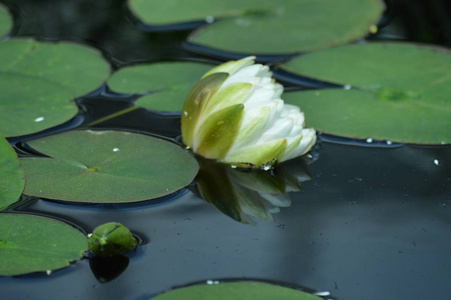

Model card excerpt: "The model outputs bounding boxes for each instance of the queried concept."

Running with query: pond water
[1,0,451,300]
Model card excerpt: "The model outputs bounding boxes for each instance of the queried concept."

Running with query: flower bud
[88,222,137,257]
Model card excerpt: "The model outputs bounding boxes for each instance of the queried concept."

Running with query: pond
[0,0,450,299]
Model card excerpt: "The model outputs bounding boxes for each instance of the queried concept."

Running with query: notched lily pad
[20,130,199,203]
[151,281,323,300]
[0,4,12,37]
[108,62,213,112]
[282,42,451,144]
[0,135,25,210]
[0,213,87,276]
[128,0,384,54]
[0,39,110,137]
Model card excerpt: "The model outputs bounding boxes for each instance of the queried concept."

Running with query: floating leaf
[128,0,383,54]
[0,135,24,210]
[0,4,12,37]
[282,42,451,144]
[20,130,199,203]
[108,62,213,112]
[151,281,322,300]
[0,213,87,276]
[0,39,110,137]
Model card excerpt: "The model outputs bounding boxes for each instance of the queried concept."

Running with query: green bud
[88,222,137,257]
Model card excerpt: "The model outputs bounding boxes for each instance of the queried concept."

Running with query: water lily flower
[181,56,316,167]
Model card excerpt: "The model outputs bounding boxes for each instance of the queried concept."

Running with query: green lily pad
[0,213,87,276]
[108,62,213,112]
[151,281,323,300]
[0,39,110,137]
[0,4,12,37]
[0,135,25,210]
[20,130,199,203]
[282,42,451,144]
[128,0,383,54]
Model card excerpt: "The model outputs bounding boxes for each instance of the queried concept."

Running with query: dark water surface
[1,1,451,300]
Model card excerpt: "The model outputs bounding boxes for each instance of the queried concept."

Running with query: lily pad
[128,0,383,54]
[20,130,199,203]
[0,4,12,37]
[0,39,110,137]
[0,213,87,276]
[108,62,213,112]
[0,135,24,210]
[282,42,451,144]
[151,281,322,300]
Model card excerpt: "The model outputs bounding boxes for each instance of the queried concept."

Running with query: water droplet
[433,159,439,166]
[314,291,331,297]
[366,138,373,143]
[113,148,120,152]
[34,117,44,122]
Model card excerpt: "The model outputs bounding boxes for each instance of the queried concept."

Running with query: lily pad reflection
[192,156,311,223]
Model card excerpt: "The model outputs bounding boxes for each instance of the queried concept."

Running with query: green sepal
[225,138,287,166]
[195,103,244,159]
[181,72,229,148]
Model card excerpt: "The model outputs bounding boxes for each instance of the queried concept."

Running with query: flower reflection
[191,156,312,223]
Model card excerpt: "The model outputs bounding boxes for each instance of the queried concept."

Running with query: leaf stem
[85,106,140,127]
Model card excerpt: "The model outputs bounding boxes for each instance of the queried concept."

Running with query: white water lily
[181,56,316,167]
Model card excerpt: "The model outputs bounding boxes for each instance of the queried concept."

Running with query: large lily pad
[0,39,110,137]
[151,281,322,300]
[20,130,199,203]
[0,135,24,210]
[0,4,12,37]
[108,62,213,112]
[282,42,451,144]
[128,0,384,54]
[0,213,87,276]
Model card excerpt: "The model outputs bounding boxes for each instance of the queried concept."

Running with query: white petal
[202,56,255,78]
